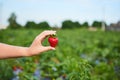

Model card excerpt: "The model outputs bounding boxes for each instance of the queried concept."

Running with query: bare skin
[0,30,56,59]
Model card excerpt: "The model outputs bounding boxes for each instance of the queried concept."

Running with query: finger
[43,30,56,37]
[39,30,56,41]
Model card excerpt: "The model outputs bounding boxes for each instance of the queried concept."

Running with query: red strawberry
[18,66,23,70]
[48,35,58,47]
[12,66,17,71]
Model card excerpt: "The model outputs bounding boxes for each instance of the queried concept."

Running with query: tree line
[7,13,107,29]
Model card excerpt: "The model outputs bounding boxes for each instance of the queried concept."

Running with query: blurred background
[0,0,120,80]
[0,0,120,29]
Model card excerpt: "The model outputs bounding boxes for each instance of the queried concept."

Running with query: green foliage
[6,13,108,29]
[82,22,89,28]
[61,20,81,29]
[0,29,120,80]
[25,21,37,29]
[24,21,51,29]
[92,21,102,28]
[7,13,22,29]
[63,57,91,80]
[37,21,51,29]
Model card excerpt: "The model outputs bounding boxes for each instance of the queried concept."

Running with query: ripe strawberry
[12,66,17,71]
[48,35,58,47]
[18,66,23,70]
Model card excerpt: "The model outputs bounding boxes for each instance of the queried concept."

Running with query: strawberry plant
[0,29,120,80]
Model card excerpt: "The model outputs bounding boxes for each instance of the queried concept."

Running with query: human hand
[27,30,56,56]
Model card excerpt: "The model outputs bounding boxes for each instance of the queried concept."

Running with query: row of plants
[0,29,120,80]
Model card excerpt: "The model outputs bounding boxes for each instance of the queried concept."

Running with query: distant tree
[74,21,81,28]
[82,22,89,28]
[37,21,51,29]
[8,13,21,29]
[92,21,102,28]
[62,20,73,29]
[61,20,81,29]
[25,21,37,29]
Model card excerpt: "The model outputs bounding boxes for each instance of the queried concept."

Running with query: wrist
[25,47,36,57]
[22,47,31,57]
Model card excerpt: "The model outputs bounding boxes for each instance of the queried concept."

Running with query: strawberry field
[0,29,120,80]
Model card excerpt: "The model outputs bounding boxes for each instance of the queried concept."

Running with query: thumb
[42,46,55,52]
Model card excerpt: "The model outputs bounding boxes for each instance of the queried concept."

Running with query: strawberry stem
[50,34,57,37]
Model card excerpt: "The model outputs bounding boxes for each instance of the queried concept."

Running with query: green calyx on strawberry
[48,34,58,47]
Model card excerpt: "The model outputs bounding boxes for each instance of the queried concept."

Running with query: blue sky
[0,0,120,27]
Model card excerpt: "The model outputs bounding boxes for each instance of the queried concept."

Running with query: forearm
[0,43,29,59]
